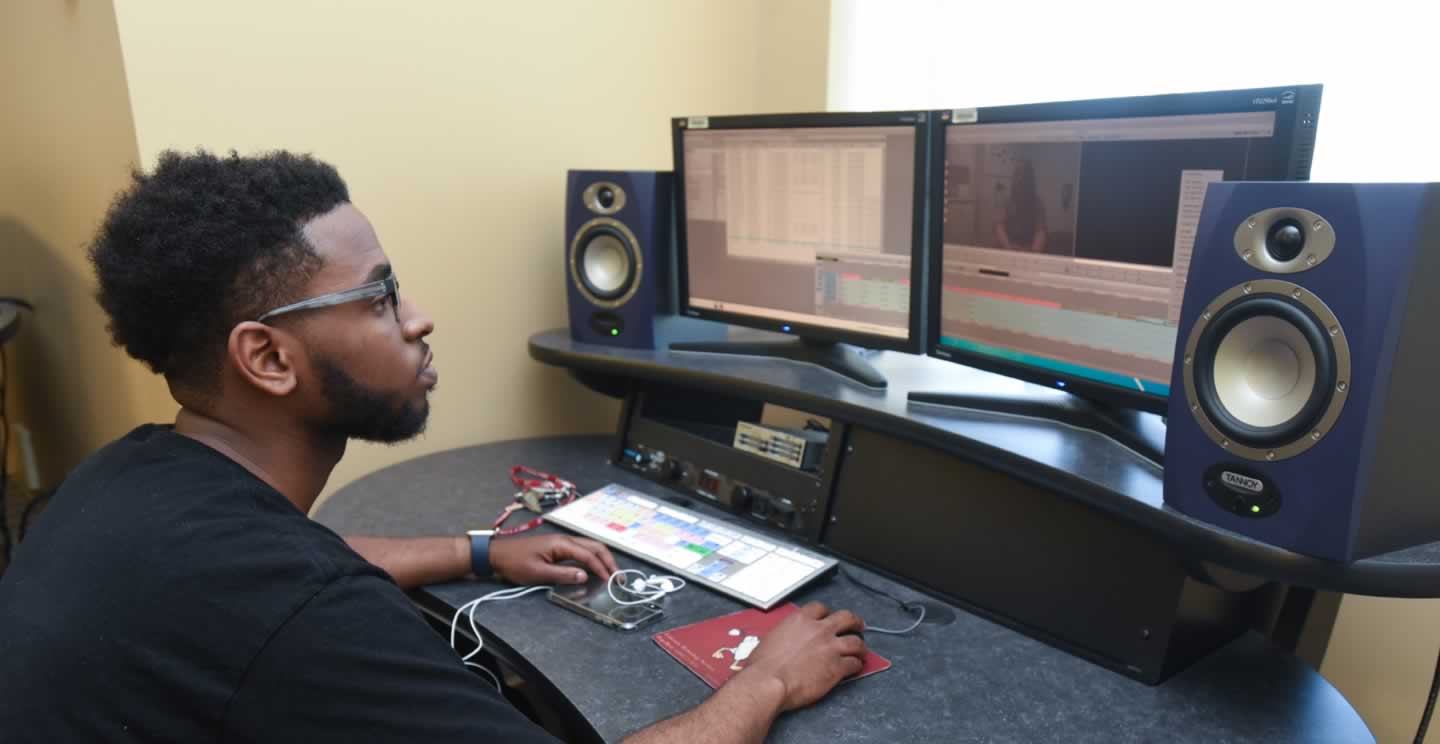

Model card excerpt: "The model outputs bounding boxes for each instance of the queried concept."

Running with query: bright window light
[829,0,1434,182]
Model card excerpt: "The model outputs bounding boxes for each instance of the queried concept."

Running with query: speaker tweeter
[1234,207,1334,274]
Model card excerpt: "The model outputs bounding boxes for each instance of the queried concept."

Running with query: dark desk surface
[314,435,1373,744]
[529,328,1440,598]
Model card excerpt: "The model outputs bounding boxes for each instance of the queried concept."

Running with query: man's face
[290,203,437,443]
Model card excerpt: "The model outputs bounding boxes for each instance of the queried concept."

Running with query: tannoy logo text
[1221,471,1264,494]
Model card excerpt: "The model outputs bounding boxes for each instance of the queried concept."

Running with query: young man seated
[0,150,867,742]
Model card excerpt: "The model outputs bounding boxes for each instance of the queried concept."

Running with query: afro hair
[89,149,350,390]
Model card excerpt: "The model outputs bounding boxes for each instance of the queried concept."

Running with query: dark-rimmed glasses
[256,274,400,323]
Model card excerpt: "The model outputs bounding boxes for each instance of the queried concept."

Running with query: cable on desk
[449,585,552,694]
[839,566,926,635]
[1417,646,1440,744]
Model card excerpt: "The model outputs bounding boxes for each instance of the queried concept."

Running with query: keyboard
[545,484,837,609]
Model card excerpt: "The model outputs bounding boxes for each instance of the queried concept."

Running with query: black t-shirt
[0,425,557,743]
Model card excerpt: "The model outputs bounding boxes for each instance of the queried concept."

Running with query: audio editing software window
[684,126,916,339]
[938,111,1281,394]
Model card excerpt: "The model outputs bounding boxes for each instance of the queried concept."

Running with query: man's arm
[345,534,618,591]
[623,602,867,744]
[343,536,471,591]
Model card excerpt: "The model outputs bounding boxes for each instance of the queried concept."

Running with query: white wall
[828,0,1437,182]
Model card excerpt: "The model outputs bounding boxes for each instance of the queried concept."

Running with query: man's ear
[228,321,300,397]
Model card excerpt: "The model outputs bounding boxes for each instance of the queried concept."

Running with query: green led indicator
[610,328,619,336]
[1251,505,1260,513]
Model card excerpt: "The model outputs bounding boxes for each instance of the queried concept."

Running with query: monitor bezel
[672,111,932,354]
[924,84,1323,416]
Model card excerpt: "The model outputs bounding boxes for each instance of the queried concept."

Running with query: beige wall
[105,0,831,504]
[1321,597,1440,744]
[4,4,1439,742]
[0,1,173,491]
[756,0,831,114]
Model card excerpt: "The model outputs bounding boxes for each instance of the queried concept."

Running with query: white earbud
[609,569,687,606]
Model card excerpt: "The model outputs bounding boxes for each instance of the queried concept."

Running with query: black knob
[732,486,752,508]
[667,460,685,480]
[1265,218,1305,262]
[597,186,615,209]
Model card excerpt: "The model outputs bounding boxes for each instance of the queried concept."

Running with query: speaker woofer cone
[1195,296,1333,447]
[1182,279,1351,461]
[569,217,643,309]
[579,231,633,299]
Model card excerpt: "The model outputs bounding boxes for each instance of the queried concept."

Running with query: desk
[314,435,1373,743]
[529,329,1440,597]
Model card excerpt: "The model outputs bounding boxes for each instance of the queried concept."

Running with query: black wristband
[467,530,495,577]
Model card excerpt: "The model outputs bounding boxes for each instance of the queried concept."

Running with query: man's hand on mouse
[730,602,867,712]
[489,534,619,586]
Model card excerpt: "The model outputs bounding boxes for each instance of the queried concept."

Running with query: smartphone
[548,578,665,632]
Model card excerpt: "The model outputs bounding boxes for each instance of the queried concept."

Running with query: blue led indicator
[782,325,792,332]
[1056,381,1067,388]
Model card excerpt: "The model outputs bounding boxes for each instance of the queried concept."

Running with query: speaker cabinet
[565,170,675,348]
[1166,182,1440,562]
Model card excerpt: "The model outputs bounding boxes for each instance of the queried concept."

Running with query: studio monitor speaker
[1165,182,1440,562]
[565,170,675,348]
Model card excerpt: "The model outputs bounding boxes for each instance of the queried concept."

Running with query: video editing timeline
[939,110,1282,394]
[683,126,916,339]
[545,484,837,610]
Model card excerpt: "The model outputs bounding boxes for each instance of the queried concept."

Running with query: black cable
[1418,646,1440,744]
[0,299,36,565]
[839,566,918,611]
[838,566,927,634]
[18,488,52,544]
[1,343,11,564]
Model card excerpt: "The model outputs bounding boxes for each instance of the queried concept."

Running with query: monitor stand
[669,338,887,389]
[906,389,1164,466]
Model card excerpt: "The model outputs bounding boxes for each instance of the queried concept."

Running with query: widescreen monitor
[672,112,931,365]
[926,84,1322,414]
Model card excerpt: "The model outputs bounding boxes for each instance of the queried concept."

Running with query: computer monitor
[912,84,1323,461]
[671,112,931,388]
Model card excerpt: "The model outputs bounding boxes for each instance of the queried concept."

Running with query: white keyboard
[545,484,836,609]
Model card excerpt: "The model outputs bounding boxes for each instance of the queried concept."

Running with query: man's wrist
[724,668,787,720]
[466,530,496,577]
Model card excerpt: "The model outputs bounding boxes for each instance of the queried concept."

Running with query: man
[0,150,867,742]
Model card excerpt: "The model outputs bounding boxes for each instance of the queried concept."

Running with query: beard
[313,355,430,443]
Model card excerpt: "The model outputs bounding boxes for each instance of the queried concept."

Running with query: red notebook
[653,603,891,689]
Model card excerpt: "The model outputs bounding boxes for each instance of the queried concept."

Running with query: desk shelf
[529,328,1440,598]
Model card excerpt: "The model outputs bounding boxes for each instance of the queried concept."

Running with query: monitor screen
[929,85,1322,413]
[674,112,929,351]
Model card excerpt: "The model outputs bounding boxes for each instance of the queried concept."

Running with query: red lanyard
[491,465,578,536]
[510,465,576,496]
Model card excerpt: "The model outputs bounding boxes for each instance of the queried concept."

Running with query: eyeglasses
[257,274,400,323]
